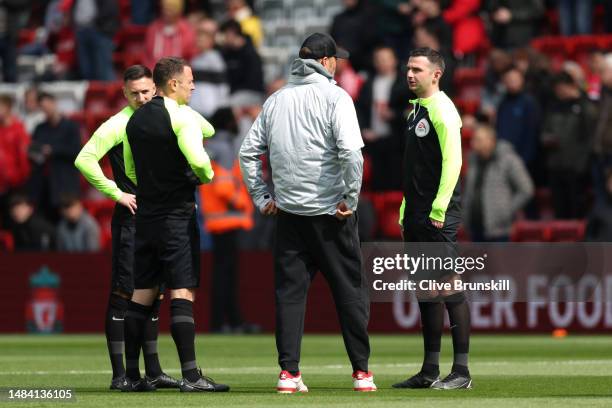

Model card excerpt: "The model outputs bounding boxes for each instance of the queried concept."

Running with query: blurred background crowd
[1,0,612,254]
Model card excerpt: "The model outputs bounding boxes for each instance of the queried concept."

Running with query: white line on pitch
[0,360,611,376]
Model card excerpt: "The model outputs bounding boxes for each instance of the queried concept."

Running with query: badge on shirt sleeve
[415,118,430,137]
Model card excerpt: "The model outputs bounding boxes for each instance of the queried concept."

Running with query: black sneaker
[121,378,157,392]
[431,371,472,390]
[392,371,440,389]
[109,376,131,391]
[179,370,230,392]
[146,373,180,389]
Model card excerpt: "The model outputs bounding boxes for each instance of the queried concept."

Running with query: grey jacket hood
[289,58,334,84]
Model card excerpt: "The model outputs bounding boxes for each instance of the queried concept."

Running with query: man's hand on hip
[430,218,444,229]
[335,201,353,220]
[118,193,137,215]
[261,200,278,216]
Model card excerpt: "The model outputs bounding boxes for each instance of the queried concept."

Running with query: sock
[170,299,199,382]
[143,298,163,378]
[445,292,471,376]
[124,301,152,381]
[418,301,444,376]
[105,294,128,379]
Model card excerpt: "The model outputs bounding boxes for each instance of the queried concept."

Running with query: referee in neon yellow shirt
[74,65,214,391]
[392,48,471,390]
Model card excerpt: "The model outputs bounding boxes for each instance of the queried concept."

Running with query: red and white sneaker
[352,370,377,392]
[276,370,308,394]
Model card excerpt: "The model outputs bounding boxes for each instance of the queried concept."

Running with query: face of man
[471,127,496,159]
[61,202,83,223]
[502,69,524,95]
[554,82,579,101]
[124,77,156,110]
[39,97,57,119]
[406,56,441,97]
[10,202,33,224]
[374,48,397,76]
[196,21,217,52]
[172,66,195,105]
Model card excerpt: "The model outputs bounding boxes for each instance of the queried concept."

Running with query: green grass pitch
[0,334,611,407]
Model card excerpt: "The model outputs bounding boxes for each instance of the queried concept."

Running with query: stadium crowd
[1,0,612,252]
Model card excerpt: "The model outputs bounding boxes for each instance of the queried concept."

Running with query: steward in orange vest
[200,159,254,233]
[200,109,258,332]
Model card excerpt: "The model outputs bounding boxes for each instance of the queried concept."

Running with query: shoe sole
[180,388,221,392]
[432,379,473,390]
[277,388,308,394]
[153,384,180,389]
[354,387,377,392]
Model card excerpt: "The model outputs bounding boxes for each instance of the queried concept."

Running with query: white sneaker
[352,370,377,392]
[276,370,308,393]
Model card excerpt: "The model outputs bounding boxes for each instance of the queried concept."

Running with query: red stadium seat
[535,188,554,220]
[17,29,37,48]
[83,200,115,252]
[118,25,147,54]
[85,109,115,135]
[0,230,14,252]
[106,82,125,111]
[454,68,485,102]
[118,0,133,26]
[510,220,550,242]
[531,36,568,70]
[85,81,111,114]
[68,111,88,143]
[378,191,404,240]
[549,220,586,242]
[454,99,480,115]
[83,199,115,221]
[568,35,604,67]
[99,227,112,251]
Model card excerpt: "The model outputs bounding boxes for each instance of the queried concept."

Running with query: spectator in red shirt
[442,0,486,57]
[143,0,196,69]
[0,95,30,225]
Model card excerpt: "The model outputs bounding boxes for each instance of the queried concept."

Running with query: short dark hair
[0,94,13,108]
[501,64,522,77]
[8,193,30,208]
[153,57,189,89]
[553,71,576,87]
[123,64,152,83]
[409,47,445,73]
[418,20,444,45]
[219,19,243,36]
[59,193,81,209]
[37,91,55,103]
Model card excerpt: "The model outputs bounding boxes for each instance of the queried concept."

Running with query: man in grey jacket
[463,124,534,241]
[239,33,374,393]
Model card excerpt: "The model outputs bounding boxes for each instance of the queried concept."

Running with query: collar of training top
[409,90,444,107]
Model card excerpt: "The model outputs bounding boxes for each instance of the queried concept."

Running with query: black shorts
[403,212,461,280]
[133,214,200,290]
[111,223,136,295]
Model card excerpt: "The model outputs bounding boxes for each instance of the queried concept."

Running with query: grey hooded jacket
[239,58,364,216]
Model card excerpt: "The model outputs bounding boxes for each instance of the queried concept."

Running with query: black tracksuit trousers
[274,210,370,373]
